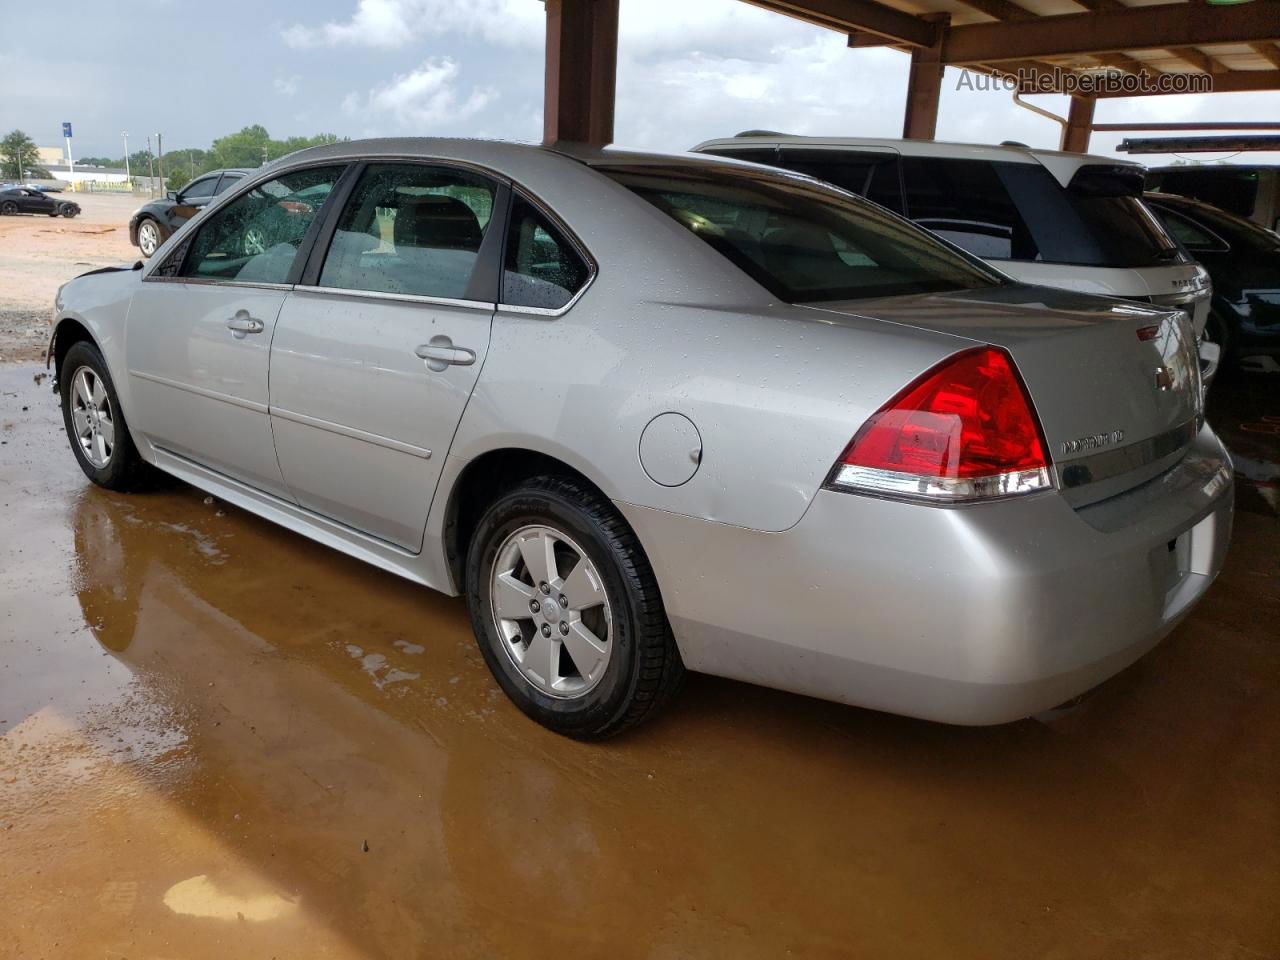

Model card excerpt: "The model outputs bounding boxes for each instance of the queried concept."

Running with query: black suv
[128,168,252,257]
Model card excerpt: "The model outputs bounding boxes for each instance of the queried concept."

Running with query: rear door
[268,161,503,551]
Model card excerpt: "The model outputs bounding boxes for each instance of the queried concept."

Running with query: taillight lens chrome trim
[828,463,1053,502]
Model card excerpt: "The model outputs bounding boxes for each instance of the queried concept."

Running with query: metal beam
[543,0,618,147]
[1093,121,1280,131]
[1062,95,1095,152]
[742,0,940,47]
[903,13,949,139]
[1166,47,1221,74]
[1252,42,1280,70]
[943,0,1280,64]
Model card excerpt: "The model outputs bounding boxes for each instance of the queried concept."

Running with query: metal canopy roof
[741,0,1280,94]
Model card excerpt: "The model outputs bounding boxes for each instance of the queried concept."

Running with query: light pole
[156,133,164,192]
[122,131,130,183]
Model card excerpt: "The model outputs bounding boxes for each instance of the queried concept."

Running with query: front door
[269,162,502,551]
[125,164,347,498]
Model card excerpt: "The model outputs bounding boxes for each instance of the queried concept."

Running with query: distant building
[41,164,131,187]
[36,146,64,167]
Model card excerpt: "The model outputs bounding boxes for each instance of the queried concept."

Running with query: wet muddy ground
[1,356,1279,958]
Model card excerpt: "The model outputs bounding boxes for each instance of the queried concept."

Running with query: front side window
[178,165,343,284]
[502,196,589,310]
[180,177,219,201]
[318,163,496,300]
[599,163,1001,303]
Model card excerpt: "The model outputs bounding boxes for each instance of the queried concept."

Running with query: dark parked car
[0,186,79,218]
[1146,191,1280,364]
[128,168,251,257]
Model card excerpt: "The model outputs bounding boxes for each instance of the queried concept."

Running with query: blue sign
[62,122,73,138]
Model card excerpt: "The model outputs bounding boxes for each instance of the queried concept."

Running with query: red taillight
[827,346,1053,502]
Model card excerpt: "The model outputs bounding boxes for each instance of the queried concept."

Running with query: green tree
[0,130,47,180]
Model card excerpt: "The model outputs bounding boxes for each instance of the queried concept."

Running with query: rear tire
[0,201,16,215]
[465,475,684,739]
[59,341,154,491]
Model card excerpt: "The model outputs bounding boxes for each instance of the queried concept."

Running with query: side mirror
[167,190,178,202]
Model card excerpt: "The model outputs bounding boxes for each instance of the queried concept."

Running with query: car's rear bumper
[618,424,1233,725]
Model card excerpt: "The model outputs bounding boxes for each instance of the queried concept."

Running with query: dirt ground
[1,216,1279,958]
[0,193,140,362]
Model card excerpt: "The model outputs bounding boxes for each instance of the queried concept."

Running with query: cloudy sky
[4,0,1277,166]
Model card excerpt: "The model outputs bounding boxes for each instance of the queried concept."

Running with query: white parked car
[693,135,1214,360]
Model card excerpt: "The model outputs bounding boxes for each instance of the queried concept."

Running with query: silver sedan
[48,139,1233,738]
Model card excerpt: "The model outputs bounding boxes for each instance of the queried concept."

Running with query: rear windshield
[900,157,1184,268]
[597,164,1003,303]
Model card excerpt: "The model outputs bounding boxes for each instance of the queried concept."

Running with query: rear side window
[1150,205,1226,251]
[599,163,1002,303]
[902,157,1182,268]
[215,173,244,195]
[502,195,590,310]
[901,157,1030,259]
[319,163,496,301]
[179,165,344,283]
[778,149,904,213]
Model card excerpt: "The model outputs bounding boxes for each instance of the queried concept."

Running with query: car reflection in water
[69,488,690,957]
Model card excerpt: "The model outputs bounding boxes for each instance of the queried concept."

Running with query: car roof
[266,137,767,179]
[691,133,1139,171]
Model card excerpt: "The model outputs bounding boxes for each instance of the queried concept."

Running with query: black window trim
[294,157,510,308]
[144,159,355,289]
[495,184,598,317]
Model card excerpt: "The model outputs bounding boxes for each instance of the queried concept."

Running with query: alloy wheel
[490,524,613,699]
[69,365,115,468]
[138,221,159,256]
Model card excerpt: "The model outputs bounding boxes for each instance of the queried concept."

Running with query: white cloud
[274,74,301,97]
[282,0,540,49]
[342,57,496,131]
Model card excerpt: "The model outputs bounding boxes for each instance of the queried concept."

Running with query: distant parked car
[26,183,64,193]
[0,186,79,218]
[128,168,252,257]
[1147,165,1280,233]
[1146,191,1280,364]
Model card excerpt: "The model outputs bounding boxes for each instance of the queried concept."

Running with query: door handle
[415,337,475,372]
[227,312,265,338]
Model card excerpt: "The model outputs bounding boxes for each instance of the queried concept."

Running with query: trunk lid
[806,284,1202,507]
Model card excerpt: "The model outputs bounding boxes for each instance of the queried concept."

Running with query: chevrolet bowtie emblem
[1155,366,1174,391]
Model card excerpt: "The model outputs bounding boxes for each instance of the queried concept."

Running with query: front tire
[59,341,154,491]
[60,205,78,219]
[465,476,684,739]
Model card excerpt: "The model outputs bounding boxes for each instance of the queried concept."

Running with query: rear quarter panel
[450,287,969,532]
